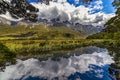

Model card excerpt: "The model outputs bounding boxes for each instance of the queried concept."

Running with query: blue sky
[102,0,115,13]
[27,0,39,3]
[28,0,116,13]
[67,0,115,13]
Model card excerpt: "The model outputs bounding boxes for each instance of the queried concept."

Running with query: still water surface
[0,46,116,80]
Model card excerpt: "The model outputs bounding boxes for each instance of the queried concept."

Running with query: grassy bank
[0,39,106,58]
[0,39,105,71]
[2,39,119,69]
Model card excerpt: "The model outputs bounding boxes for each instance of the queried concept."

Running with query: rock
[0,17,11,25]
[0,0,39,22]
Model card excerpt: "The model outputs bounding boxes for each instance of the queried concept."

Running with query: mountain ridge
[0,22,87,40]
[0,16,104,36]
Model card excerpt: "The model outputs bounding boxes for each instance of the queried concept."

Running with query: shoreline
[0,39,120,79]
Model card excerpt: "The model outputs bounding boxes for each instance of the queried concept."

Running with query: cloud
[0,47,114,80]
[90,0,103,10]
[31,0,115,27]
[0,0,115,27]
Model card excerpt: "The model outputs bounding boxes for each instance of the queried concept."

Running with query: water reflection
[0,46,115,80]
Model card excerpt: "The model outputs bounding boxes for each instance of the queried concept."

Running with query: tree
[0,43,16,72]
[87,0,120,39]
[112,0,120,8]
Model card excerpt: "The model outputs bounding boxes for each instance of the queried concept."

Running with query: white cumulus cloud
[31,0,115,27]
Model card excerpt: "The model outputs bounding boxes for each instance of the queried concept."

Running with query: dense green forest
[87,0,120,39]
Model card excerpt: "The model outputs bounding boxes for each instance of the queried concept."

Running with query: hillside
[87,8,120,39]
[0,22,86,40]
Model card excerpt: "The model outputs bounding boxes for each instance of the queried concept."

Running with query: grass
[0,39,106,71]
[0,39,113,58]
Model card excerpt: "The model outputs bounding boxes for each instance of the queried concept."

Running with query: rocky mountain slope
[0,0,108,36]
[0,0,39,22]
[0,17,11,25]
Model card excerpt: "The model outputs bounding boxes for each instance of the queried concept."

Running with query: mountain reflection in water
[0,46,115,80]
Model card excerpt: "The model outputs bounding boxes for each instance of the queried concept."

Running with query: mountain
[0,17,103,36]
[0,0,39,22]
[0,0,108,36]
[0,17,11,25]
[37,18,104,34]
[0,22,87,40]
[87,7,120,39]
[72,23,104,35]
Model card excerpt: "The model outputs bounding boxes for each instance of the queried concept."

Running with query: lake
[0,46,119,80]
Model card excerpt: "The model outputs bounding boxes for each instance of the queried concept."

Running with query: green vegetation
[0,39,106,59]
[0,43,16,71]
[0,39,119,66]
[0,23,86,40]
[86,0,120,78]
[0,23,98,70]
[0,1,120,79]
[0,39,119,60]
[112,0,120,8]
[87,1,120,39]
